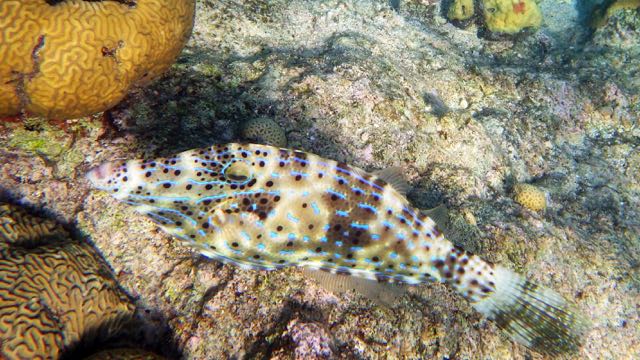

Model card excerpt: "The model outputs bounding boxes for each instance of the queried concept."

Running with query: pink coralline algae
[287,319,334,359]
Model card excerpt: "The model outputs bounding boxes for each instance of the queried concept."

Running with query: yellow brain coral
[481,0,542,34]
[513,183,547,211]
[0,0,195,119]
[0,203,135,359]
[241,117,288,148]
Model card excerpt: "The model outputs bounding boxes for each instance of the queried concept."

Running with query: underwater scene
[0,0,638,359]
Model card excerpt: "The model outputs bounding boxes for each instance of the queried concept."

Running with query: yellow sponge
[482,0,542,34]
[448,0,476,21]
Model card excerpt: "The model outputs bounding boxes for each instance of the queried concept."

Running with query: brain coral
[241,117,288,147]
[0,203,135,359]
[0,0,195,119]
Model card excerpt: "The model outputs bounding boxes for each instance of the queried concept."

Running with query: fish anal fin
[374,167,410,195]
[302,268,406,307]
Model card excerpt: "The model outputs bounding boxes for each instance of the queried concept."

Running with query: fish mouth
[86,161,115,187]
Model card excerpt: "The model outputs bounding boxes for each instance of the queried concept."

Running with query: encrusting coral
[591,0,640,28]
[513,183,547,211]
[0,203,135,359]
[0,0,195,119]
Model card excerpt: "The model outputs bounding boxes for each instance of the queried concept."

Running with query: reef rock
[1,0,638,359]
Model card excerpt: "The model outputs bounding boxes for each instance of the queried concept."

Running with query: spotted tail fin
[472,266,589,355]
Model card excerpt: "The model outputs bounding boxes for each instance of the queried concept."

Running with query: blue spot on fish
[311,202,321,215]
[350,222,369,230]
[358,203,377,214]
[326,189,346,200]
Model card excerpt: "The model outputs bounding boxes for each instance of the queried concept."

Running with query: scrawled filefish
[87,143,587,355]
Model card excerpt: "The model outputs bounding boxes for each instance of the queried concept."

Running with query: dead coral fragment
[0,203,135,359]
[0,0,196,119]
[513,183,547,211]
[241,117,287,147]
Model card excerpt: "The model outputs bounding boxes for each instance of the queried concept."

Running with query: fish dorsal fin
[302,268,406,307]
[421,204,455,238]
[374,167,410,195]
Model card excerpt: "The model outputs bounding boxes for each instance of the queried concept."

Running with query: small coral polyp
[0,0,196,119]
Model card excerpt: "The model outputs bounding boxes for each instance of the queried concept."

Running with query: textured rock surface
[0,0,638,359]
[0,0,195,119]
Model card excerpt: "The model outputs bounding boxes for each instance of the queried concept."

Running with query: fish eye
[224,161,252,183]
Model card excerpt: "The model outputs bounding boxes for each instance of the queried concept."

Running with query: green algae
[6,119,88,178]
[8,121,67,159]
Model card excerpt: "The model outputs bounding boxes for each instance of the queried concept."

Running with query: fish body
[87,143,587,355]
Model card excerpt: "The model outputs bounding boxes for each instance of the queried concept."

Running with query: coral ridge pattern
[0,203,135,359]
[0,0,196,119]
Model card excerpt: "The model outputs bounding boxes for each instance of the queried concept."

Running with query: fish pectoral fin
[420,204,456,237]
[374,166,411,195]
[302,268,406,307]
[421,204,449,228]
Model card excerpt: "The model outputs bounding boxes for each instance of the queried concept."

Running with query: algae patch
[7,120,86,178]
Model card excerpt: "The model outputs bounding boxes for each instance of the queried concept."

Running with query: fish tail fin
[472,266,589,355]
